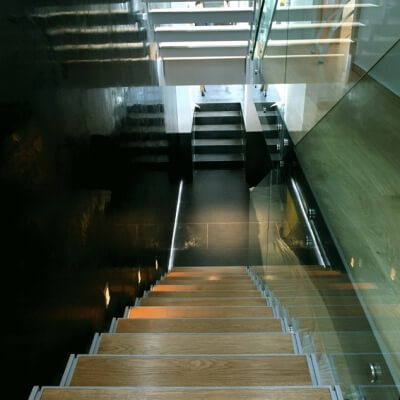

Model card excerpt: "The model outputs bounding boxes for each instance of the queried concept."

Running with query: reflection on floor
[174,168,316,267]
[250,171,317,266]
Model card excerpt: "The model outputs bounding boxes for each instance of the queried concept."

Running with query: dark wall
[0,2,175,398]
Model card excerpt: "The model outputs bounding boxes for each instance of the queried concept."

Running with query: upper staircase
[30,265,343,400]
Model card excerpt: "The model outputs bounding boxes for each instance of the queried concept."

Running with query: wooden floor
[35,265,336,399]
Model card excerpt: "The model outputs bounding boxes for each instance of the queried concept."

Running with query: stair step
[193,154,244,167]
[39,387,333,400]
[130,155,169,164]
[193,138,244,146]
[54,44,148,61]
[159,279,253,286]
[69,355,312,387]
[49,28,147,46]
[120,126,166,134]
[173,266,247,272]
[149,8,253,26]
[116,318,283,333]
[161,273,251,283]
[194,125,243,139]
[194,103,242,112]
[148,290,261,298]
[193,138,244,154]
[127,104,164,113]
[128,306,273,318]
[195,111,241,118]
[167,271,249,278]
[96,333,294,355]
[194,115,242,125]
[120,140,169,149]
[33,11,141,29]
[152,283,253,291]
[194,124,243,132]
[140,297,266,306]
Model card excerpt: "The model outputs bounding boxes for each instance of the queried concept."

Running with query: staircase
[31,265,344,400]
[116,103,169,168]
[193,103,245,169]
[32,2,149,63]
[254,101,286,165]
[29,1,158,86]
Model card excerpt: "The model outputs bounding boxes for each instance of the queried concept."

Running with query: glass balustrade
[250,38,400,399]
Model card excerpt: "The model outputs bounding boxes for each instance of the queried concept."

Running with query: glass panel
[294,40,400,397]
[252,0,279,60]
[260,0,400,144]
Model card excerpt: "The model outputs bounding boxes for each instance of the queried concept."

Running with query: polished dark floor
[175,169,256,266]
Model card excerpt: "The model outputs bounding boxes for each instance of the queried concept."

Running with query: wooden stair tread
[140,297,266,306]
[40,387,332,400]
[69,355,312,387]
[167,272,249,278]
[97,333,294,354]
[128,306,273,318]
[116,318,283,333]
[148,290,261,298]
[162,278,252,283]
[152,284,256,291]
[173,266,247,272]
